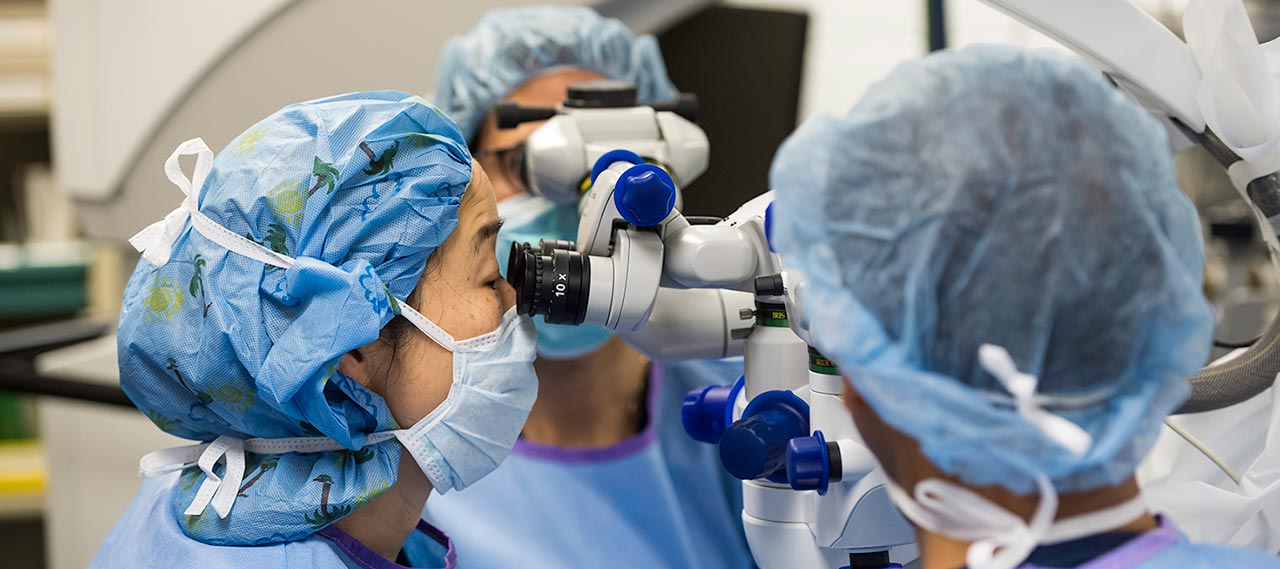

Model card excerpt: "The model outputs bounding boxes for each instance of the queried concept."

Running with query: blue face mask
[497,194,614,359]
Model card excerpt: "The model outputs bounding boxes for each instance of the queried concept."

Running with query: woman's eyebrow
[472,219,504,254]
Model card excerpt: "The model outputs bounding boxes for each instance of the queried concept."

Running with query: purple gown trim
[1024,515,1180,569]
[317,519,456,569]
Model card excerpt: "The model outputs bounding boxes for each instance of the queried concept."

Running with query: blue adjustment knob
[682,376,745,444]
[614,164,676,227]
[719,390,809,484]
[590,149,644,185]
[764,202,776,252]
[787,430,832,495]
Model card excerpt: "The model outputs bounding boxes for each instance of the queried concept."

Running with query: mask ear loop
[396,304,523,354]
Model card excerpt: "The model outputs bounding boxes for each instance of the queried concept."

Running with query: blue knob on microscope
[787,430,833,495]
[718,390,809,483]
[589,149,643,184]
[615,164,676,227]
[681,376,745,444]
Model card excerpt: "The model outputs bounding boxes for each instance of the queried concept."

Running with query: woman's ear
[338,348,373,388]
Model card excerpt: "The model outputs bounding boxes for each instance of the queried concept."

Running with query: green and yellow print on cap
[402,133,443,150]
[147,409,182,434]
[308,158,340,197]
[230,127,267,158]
[145,275,185,324]
[206,376,254,414]
[268,179,307,229]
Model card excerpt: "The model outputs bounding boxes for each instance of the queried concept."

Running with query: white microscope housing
[495,80,708,206]
[506,141,918,568]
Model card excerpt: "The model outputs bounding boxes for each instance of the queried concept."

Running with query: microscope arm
[979,0,1204,131]
[620,287,755,361]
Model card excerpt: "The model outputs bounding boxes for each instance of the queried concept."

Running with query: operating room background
[0,0,1271,567]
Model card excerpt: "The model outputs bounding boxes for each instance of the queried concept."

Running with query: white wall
[726,0,1187,122]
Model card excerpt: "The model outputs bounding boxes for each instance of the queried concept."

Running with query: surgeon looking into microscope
[421,6,754,569]
[771,45,1280,569]
[93,91,537,568]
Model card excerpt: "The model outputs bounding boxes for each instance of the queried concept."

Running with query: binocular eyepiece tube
[507,240,592,326]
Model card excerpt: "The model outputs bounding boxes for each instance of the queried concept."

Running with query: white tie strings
[883,344,1100,569]
[977,344,1092,456]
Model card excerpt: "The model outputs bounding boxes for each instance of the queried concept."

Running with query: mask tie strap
[962,475,1057,569]
[883,345,1096,569]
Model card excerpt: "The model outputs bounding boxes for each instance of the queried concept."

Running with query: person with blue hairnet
[771,44,1280,569]
[91,90,538,568]
[420,6,754,569]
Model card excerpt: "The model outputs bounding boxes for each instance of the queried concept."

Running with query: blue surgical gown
[418,360,755,569]
[92,472,455,569]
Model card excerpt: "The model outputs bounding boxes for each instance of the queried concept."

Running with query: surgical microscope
[500,80,915,569]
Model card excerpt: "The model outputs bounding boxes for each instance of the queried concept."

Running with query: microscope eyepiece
[507,240,592,325]
[494,102,558,129]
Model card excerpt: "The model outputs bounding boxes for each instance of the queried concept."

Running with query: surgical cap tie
[139,431,403,519]
[978,344,1092,456]
[130,138,295,270]
[185,436,242,519]
[129,138,217,267]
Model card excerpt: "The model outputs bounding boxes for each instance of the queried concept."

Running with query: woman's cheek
[471,287,505,332]
[395,351,453,426]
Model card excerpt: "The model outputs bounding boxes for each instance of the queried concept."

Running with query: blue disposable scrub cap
[771,45,1215,494]
[118,90,472,543]
[433,5,678,141]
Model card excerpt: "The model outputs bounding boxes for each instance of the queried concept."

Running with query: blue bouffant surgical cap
[433,6,678,141]
[118,91,472,544]
[771,45,1215,494]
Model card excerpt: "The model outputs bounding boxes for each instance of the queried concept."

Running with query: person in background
[771,44,1280,569]
[421,7,754,569]
[93,91,537,568]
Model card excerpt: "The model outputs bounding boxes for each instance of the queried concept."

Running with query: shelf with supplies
[0,242,89,320]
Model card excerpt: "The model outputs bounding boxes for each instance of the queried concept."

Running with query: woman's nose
[497,277,517,312]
